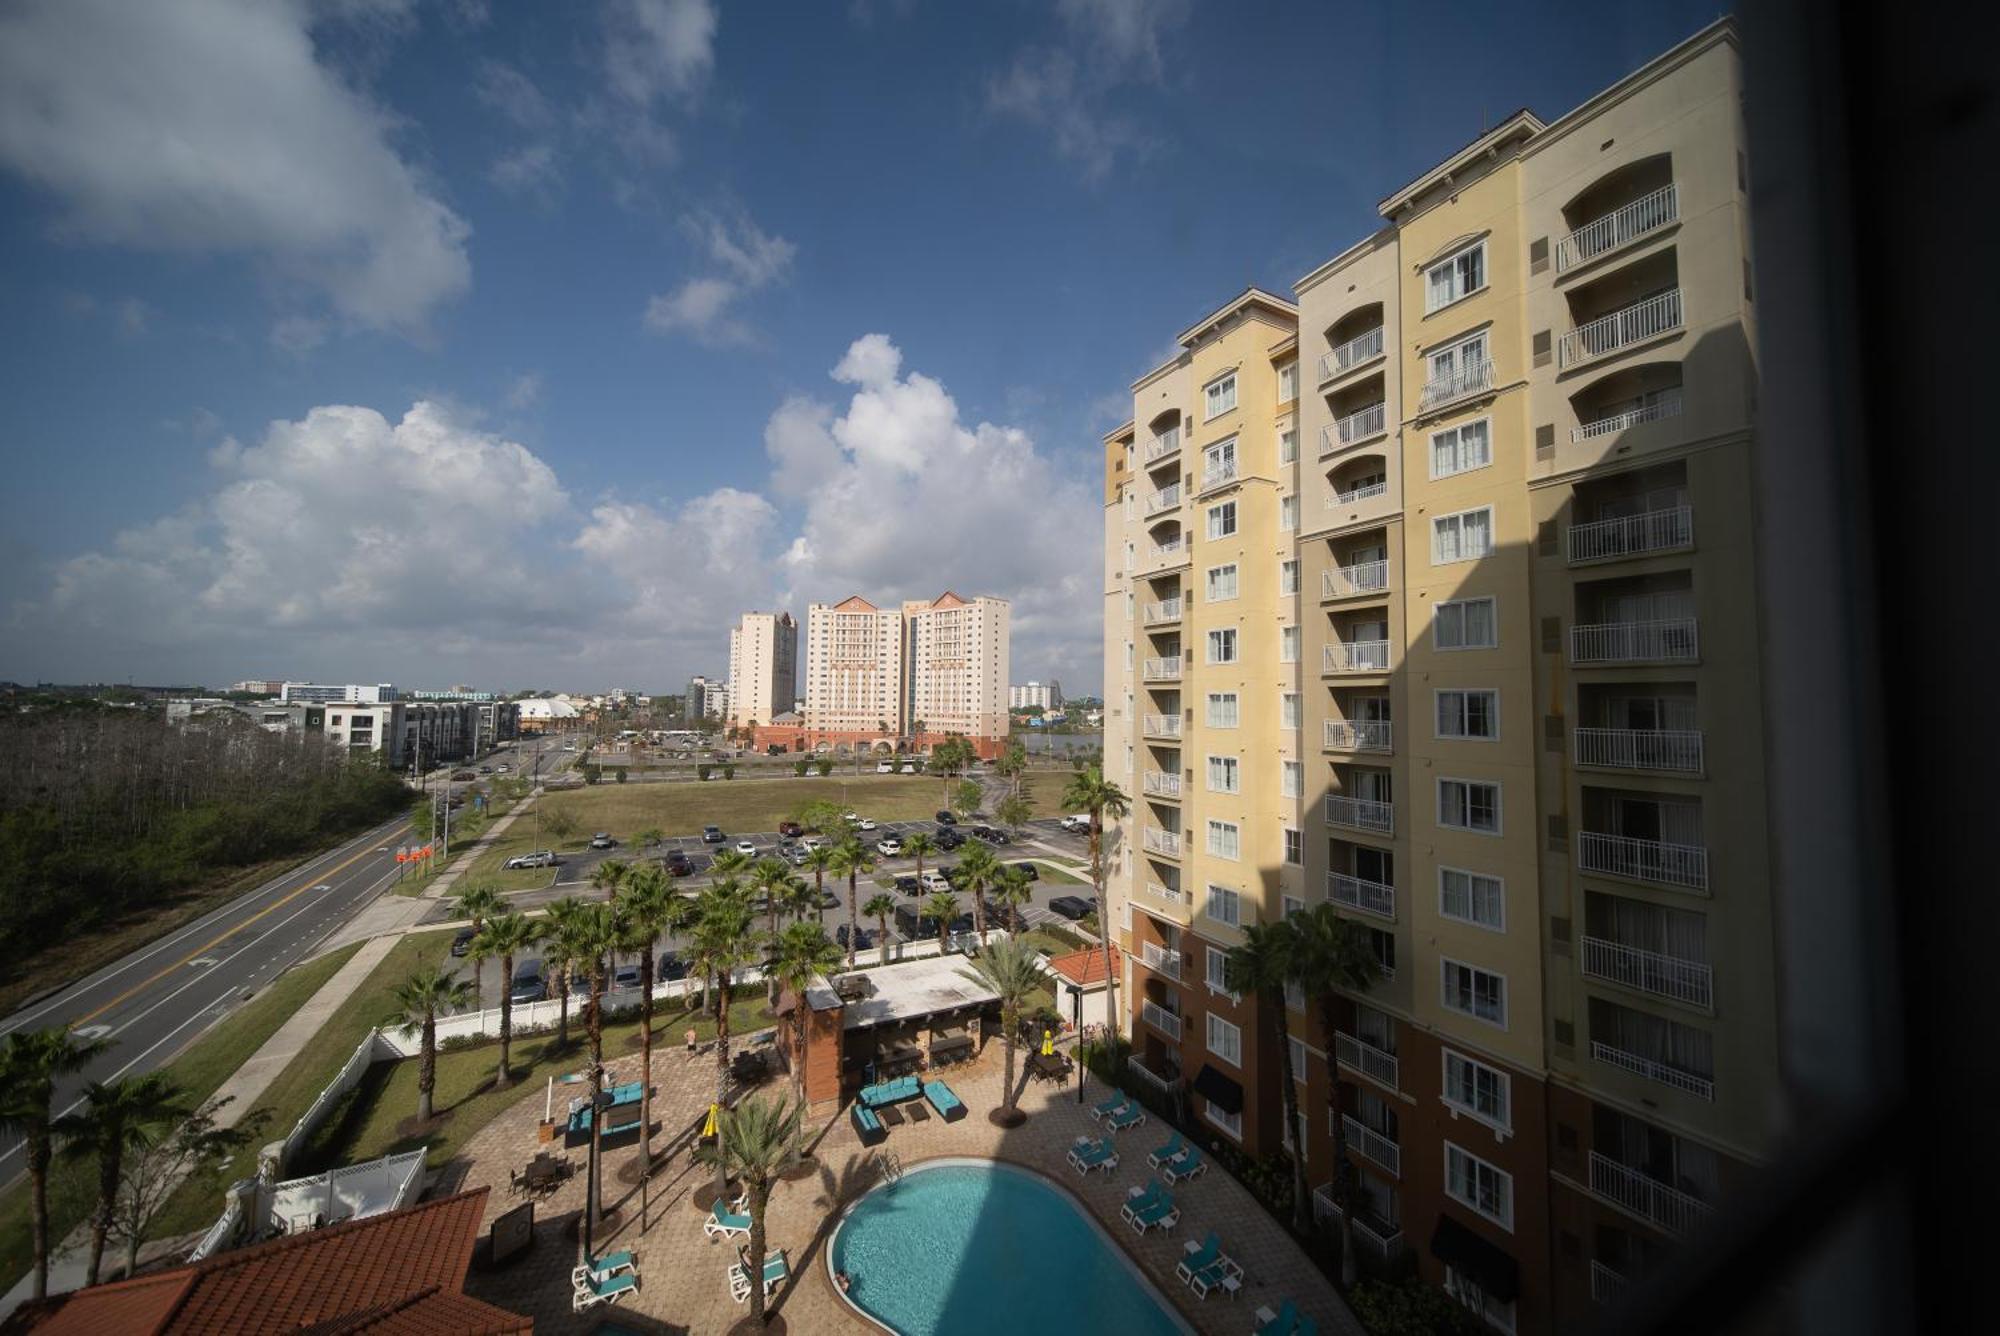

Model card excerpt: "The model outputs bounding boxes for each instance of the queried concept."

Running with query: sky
[0,0,1722,697]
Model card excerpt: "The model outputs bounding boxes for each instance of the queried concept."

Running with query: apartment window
[1435,596,1498,650]
[1430,418,1493,478]
[1440,867,1506,931]
[1439,778,1502,834]
[1433,506,1494,564]
[1436,689,1499,740]
[1442,1049,1512,1132]
[1289,1035,1309,1081]
[1368,928,1397,978]
[1280,625,1300,663]
[1282,895,1304,921]
[1206,628,1238,664]
[1206,945,1231,990]
[1206,501,1237,539]
[1206,692,1239,727]
[1284,827,1302,865]
[1282,760,1302,799]
[1207,1013,1243,1065]
[1207,821,1241,860]
[1446,1266,1518,1335]
[1279,427,1298,464]
[1445,1141,1514,1230]
[1281,693,1300,730]
[1206,564,1239,601]
[1277,363,1298,403]
[1205,372,1238,419]
[1206,755,1240,794]
[1425,241,1487,313]
[1442,959,1508,1027]
[1205,1102,1243,1139]
[1279,559,1300,595]
[1280,495,1298,531]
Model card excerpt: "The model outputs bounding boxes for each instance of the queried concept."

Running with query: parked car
[1048,895,1093,921]
[509,961,546,1003]
[801,835,826,851]
[900,762,917,773]
[783,845,811,867]
[972,825,1010,844]
[503,850,558,869]
[734,840,757,856]
[663,850,693,876]
[589,832,617,849]
[450,927,476,957]
[876,837,903,857]
[1058,814,1092,833]
[854,817,877,831]
[876,761,894,773]
[613,964,642,991]
[452,770,475,781]
[478,765,493,774]
[836,923,874,950]
[657,952,688,981]
[1012,862,1041,882]
[894,875,921,896]
[922,870,952,894]
[778,820,805,837]
[702,826,726,843]
[935,810,957,824]
[933,827,966,851]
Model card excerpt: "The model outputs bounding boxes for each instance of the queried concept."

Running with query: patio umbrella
[703,1102,720,1138]
[1041,1029,1056,1057]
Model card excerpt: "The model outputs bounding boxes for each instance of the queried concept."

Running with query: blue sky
[0,0,1722,695]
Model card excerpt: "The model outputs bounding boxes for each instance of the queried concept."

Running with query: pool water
[829,1158,1191,1336]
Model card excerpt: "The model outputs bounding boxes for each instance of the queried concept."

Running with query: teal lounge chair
[1107,1104,1147,1132]
[1118,1181,1164,1226]
[1129,1189,1179,1234]
[704,1200,752,1240]
[1295,1319,1318,1336]
[1254,1299,1298,1335]
[729,1248,789,1302]
[1148,1132,1187,1168]
[581,1250,636,1281]
[1090,1092,1128,1121]
[1068,1139,1117,1175]
[1175,1231,1221,1284]
[1162,1144,1207,1183]
[572,1270,637,1312]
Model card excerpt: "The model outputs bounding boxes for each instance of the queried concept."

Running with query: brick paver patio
[454,1036,1361,1335]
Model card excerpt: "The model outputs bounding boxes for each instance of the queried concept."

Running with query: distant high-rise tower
[726,610,798,732]
[802,596,905,746]
[903,592,1010,752]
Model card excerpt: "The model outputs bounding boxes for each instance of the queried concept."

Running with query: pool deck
[455,1035,1363,1335]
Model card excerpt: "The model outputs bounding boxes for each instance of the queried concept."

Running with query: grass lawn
[1026,861,1087,885]
[0,943,362,1285]
[1008,773,1081,822]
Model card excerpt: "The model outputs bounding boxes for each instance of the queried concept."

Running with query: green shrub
[723,764,736,780]
[815,758,833,776]
[1348,1277,1483,1336]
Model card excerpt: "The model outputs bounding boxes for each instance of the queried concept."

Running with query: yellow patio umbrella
[1040,1029,1055,1057]
[703,1102,720,1138]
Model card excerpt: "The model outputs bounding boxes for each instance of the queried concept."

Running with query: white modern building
[904,592,1010,748]
[726,610,799,733]
[280,682,396,705]
[1009,680,1063,710]
[802,596,904,745]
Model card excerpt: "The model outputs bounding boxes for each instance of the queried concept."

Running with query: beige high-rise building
[1102,21,1775,1334]
[725,610,798,733]
[903,592,1010,752]
[802,596,905,748]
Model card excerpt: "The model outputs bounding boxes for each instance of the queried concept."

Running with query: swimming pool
[828,1158,1192,1336]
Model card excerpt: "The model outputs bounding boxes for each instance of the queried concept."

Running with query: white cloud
[489,143,563,199]
[0,0,471,339]
[271,315,330,356]
[987,0,1189,180]
[643,277,748,345]
[475,61,555,130]
[685,207,796,288]
[503,372,544,412]
[603,0,718,106]
[643,205,795,346]
[572,489,781,636]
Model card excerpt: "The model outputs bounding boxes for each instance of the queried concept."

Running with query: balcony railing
[1142,770,1182,799]
[1569,617,1700,665]
[1141,941,1184,981]
[1143,656,1183,681]
[1144,428,1182,464]
[1145,880,1186,906]
[1320,402,1388,455]
[1127,1057,1180,1094]
[1567,505,1694,563]
[1560,288,1684,368]
[1150,536,1188,563]
[1582,936,1715,1009]
[1574,388,1684,441]
[1574,727,1705,774]
[1325,793,1394,835]
[1323,640,1391,673]
[1323,560,1390,599]
[1323,719,1393,752]
[1142,714,1182,738]
[1147,484,1182,514]
[1334,1032,1400,1090]
[1142,827,1183,858]
[1578,831,1709,891]
[1311,1187,1407,1263]
[1141,1000,1185,1041]
[1319,326,1386,381]
[1330,479,1390,507]
[1556,183,1679,273]
[1202,458,1239,490]
[1591,1040,1715,1100]
[1588,1150,1714,1235]
[1418,358,1494,412]
[1590,1259,1630,1304]
[1343,1113,1402,1177]
[1329,872,1395,921]
[1144,597,1183,624]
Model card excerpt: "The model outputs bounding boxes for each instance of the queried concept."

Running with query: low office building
[279,682,396,705]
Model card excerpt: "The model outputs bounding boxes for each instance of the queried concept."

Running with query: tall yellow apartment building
[1101,20,1774,1333]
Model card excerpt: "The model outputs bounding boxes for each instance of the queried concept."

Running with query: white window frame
[1441,1048,1513,1135]
[1206,692,1239,728]
[1432,505,1495,565]
[1205,944,1233,993]
[1203,436,1238,480]
[1206,1013,1242,1066]
[1441,958,1508,1029]
[1206,820,1241,860]
[1206,627,1238,664]
[1435,688,1500,741]
[1445,1265,1518,1334]
[1280,494,1298,531]
[1206,500,1237,539]
[1281,759,1302,799]
[1289,1035,1309,1080]
[1206,563,1239,602]
[1204,1101,1243,1140]
[1279,557,1299,594]
[1444,1141,1515,1231]
[1435,596,1498,651]
[1425,240,1488,314]
[1281,693,1300,730]
[1438,777,1503,835]
[1280,624,1300,663]
[1429,416,1493,480]
[1206,755,1240,794]
[1283,826,1302,865]
[1279,426,1298,464]
[1439,866,1507,932]
[1204,372,1239,420]
[1277,362,1298,403]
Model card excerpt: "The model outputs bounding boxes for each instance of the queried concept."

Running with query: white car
[734,840,757,856]
[1059,814,1092,833]
[876,837,903,857]
[876,761,894,774]
[855,818,877,831]
[801,835,826,851]
[842,811,859,823]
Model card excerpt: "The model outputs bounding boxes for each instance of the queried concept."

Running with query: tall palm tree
[1291,903,1383,1286]
[776,875,819,927]
[57,1073,190,1286]
[750,858,793,1004]
[391,966,474,1123]
[826,839,876,969]
[801,846,836,924]
[471,912,543,1090]
[863,892,898,966]
[543,896,588,1049]
[450,884,505,1011]
[991,864,1033,936]
[1226,920,1311,1231]
[1060,766,1130,1058]
[688,879,760,1205]
[566,902,625,1237]
[590,857,632,905]
[618,868,678,1160]
[920,890,960,954]
[901,830,935,886]
[0,1027,111,1299]
[771,923,843,1102]
[959,937,1044,1126]
[709,848,754,882]
[697,1095,804,1327]
[954,842,1002,941]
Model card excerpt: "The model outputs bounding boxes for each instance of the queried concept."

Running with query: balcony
[1143,656,1183,682]
[1330,479,1390,507]
[1311,1187,1407,1264]
[1142,770,1182,800]
[1568,618,1700,665]
[1418,358,1494,413]
[1144,597,1183,625]
[1560,288,1684,368]
[1149,536,1190,570]
[1140,941,1184,981]
[1320,402,1388,456]
[1325,793,1394,836]
[1556,183,1679,273]
[1144,428,1182,465]
[1142,714,1182,739]
[1142,827,1183,858]
[1128,1057,1180,1094]
[1574,727,1705,775]
[1578,831,1710,892]
[1343,1113,1402,1177]
[1323,719,1393,752]
[1144,880,1186,906]
[1329,872,1395,921]
[1588,1150,1714,1236]
[1141,1000,1185,1041]
[1201,458,1239,491]
[1322,560,1390,600]
[1567,505,1694,563]
[1319,326,1386,382]
[1590,1259,1630,1304]
[1323,640,1390,673]
[1591,1040,1715,1101]
[1334,1032,1400,1091]
[1574,388,1684,442]
[1582,936,1715,1009]
[1146,483,1182,515]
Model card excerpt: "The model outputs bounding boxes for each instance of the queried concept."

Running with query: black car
[1048,895,1093,921]
[702,825,725,843]
[894,875,921,896]
[934,810,956,825]
[820,890,841,911]
[976,827,1010,845]
[663,850,693,876]
[1012,862,1040,881]
[933,827,966,851]
[836,923,874,950]
[657,951,688,981]
[450,927,476,957]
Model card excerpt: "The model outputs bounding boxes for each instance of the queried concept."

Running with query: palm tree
[590,857,632,905]
[920,890,960,953]
[1060,766,1130,1058]
[771,923,843,1102]
[618,868,678,1160]
[391,966,474,1123]
[827,839,875,969]
[567,902,625,1236]
[54,1072,188,1286]
[1290,903,1383,1286]
[902,830,935,886]
[1226,920,1311,1231]
[0,1027,111,1298]
[954,842,1002,940]
[471,912,543,1090]
[995,738,1027,795]
[776,875,819,927]
[709,847,754,881]
[750,858,793,1004]
[959,937,1044,1127]
[543,896,588,1049]
[991,864,1033,936]
[863,892,898,966]
[801,846,836,924]
[697,1095,804,1327]
[450,884,504,1011]
[634,826,666,853]
[688,879,760,1205]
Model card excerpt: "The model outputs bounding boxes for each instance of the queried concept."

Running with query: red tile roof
[9,1190,529,1336]
[1047,944,1121,987]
